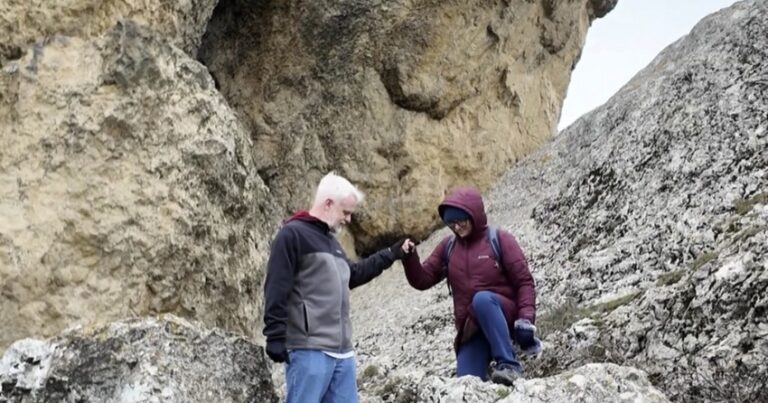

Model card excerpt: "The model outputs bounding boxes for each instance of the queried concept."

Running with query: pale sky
[558,0,741,130]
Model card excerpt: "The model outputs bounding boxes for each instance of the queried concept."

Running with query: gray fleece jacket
[262,211,397,353]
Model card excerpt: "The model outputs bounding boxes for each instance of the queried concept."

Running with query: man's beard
[331,224,344,236]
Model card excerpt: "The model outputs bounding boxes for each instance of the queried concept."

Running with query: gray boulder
[0,315,278,403]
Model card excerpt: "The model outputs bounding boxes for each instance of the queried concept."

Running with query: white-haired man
[263,172,412,403]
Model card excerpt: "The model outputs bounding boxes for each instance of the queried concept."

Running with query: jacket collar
[285,210,331,233]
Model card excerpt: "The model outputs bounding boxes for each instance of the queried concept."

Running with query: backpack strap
[489,227,535,287]
[442,235,456,295]
[488,226,503,264]
[442,227,506,294]
[442,235,457,266]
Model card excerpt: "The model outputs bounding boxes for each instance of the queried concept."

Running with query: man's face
[326,194,358,231]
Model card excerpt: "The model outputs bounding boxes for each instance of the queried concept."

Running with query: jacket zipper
[330,238,345,353]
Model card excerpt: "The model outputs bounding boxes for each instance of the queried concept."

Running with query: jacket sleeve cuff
[517,311,536,324]
[514,318,536,331]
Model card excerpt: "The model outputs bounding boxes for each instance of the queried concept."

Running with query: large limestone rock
[0,21,278,351]
[0,315,278,402]
[0,0,217,63]
[199,0,616,252]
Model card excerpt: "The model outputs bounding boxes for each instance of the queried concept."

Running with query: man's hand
[389,238,416,259]
[265,339,290,364]
[513,319,537,349]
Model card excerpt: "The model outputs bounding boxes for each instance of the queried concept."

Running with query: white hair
[313,171,364,205]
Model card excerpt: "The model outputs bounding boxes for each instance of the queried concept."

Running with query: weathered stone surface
[6,0,765,401]
[199,0,616,253]
[0,0,217,63]
[0,315,278,402]
[508,363,666,403]
[354,320,668,403]
[484,0,767,401]
[0,22,278,350]
[505,363,665,402]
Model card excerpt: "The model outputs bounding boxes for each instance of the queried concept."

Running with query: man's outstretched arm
[348,239,413,289]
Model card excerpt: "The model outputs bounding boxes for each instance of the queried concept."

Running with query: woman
[402,186,540,386]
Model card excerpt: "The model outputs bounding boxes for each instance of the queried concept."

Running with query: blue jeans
[456,291,522,380]
[285,349,358,403]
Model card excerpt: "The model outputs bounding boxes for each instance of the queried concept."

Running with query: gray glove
[514,319,542,356]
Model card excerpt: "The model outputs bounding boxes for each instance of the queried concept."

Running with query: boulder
[0,315,278,402]
[0,21,278,350]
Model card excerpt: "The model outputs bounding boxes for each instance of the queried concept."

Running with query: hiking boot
[489,362,523,386]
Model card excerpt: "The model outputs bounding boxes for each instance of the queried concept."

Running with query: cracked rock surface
[0,22,278,350]
[0,315,278,403]
[199,0,616,252]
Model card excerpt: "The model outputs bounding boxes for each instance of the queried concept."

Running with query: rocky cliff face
[0,0,612,355]
[2,0,764,402]
[199,0,616,252]
[483,0,768,400]
[0,22,278,350]
[0,0,217,63]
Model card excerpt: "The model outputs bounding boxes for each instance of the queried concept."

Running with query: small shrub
[495,387,511,399]
[593,290,643,314]
[681,361,768,403]
[657,269,686,286]
[362,364,379,380]
[538,292,643,338]
[537,300,591,338]
[732,225,767,244]
[734,192,768,215]
[379,379,399,397]
[691,252,718,271]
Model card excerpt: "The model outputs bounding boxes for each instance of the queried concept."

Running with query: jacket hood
[284,210,330,231]
[438,186,487,236]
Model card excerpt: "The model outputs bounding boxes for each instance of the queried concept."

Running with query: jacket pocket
[302,303,309,334]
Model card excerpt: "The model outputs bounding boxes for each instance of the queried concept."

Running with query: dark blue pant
[456,291,522,380]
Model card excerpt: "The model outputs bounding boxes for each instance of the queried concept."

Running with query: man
[263,172,410,403]
[402,186,540,386]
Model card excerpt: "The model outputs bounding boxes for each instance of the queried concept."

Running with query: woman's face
[447,219,473,238]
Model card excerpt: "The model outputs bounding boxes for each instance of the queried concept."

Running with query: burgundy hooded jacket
[402,187,536,350]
